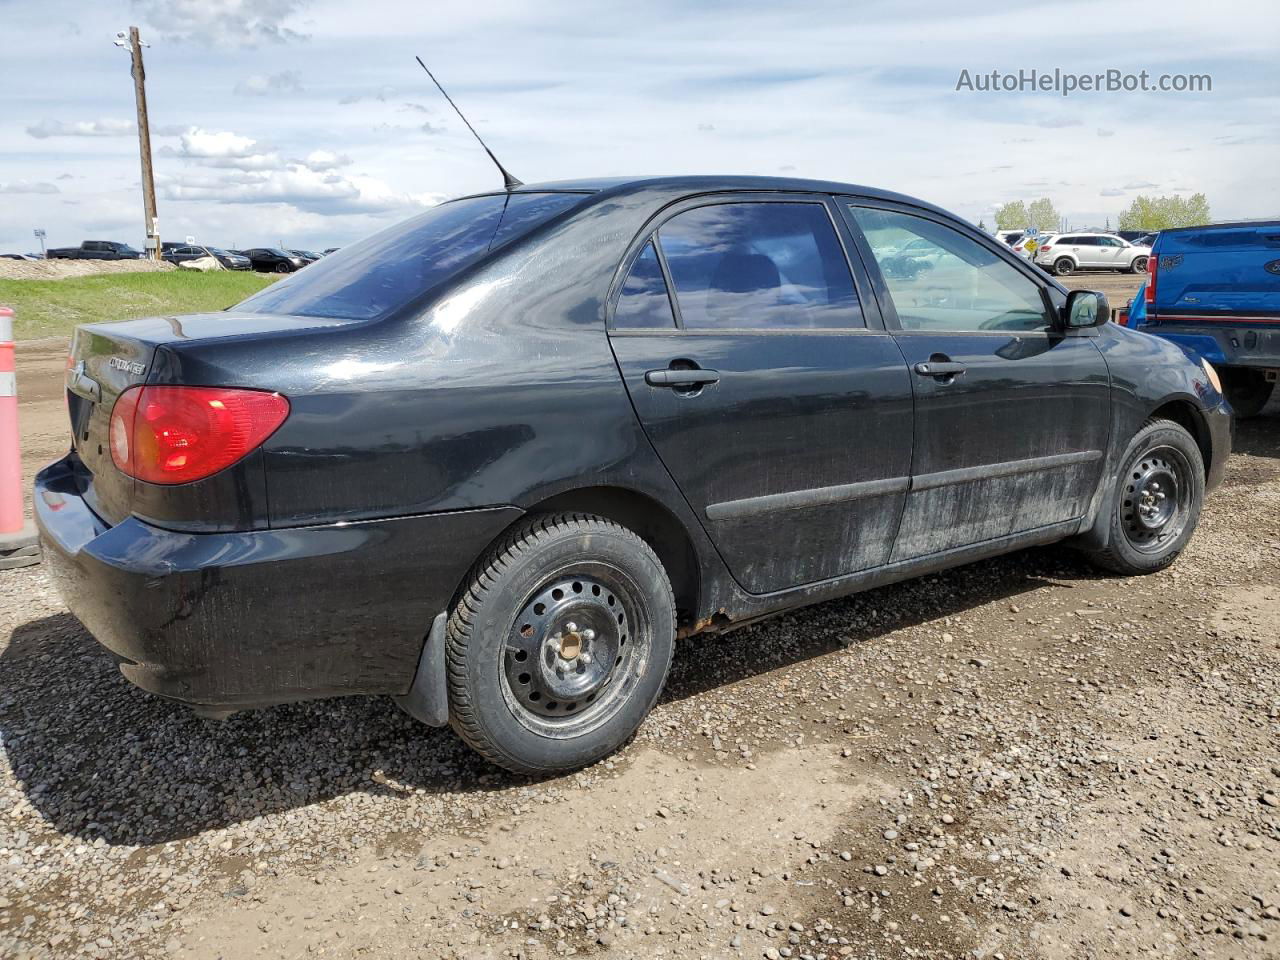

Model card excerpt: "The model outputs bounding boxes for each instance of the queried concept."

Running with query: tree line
[990,194,1211,233]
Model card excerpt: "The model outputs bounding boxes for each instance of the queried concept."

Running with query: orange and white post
[0,306,40,569]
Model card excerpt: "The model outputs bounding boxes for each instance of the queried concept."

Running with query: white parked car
[1034,233,1151,276]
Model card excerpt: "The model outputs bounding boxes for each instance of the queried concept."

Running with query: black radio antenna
[415,56,522,191]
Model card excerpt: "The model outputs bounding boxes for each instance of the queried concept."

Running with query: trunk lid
[64,312,354,526]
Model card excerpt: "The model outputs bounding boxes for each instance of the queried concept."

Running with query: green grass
[0,271,279,340]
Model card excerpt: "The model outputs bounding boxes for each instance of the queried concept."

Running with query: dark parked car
[36,176,1230,775]
[161,243,252,270]
[288,249,323,263]
[240,247,307,272]
[46,240,143,260]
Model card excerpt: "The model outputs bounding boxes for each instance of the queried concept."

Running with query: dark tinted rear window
[657,201,863,329]
[236,192,585,321]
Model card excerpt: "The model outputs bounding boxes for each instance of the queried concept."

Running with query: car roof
[457,175,961,220]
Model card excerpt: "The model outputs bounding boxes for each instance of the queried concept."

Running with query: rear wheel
[1129,256,1148,274]
[1220,368,1274,419]
[1054,257,1075,276]
[1085,419,1203,575]
[446,513,675,775]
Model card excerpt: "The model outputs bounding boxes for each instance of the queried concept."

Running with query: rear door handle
[913,361,966,378]
[645,369,720,387]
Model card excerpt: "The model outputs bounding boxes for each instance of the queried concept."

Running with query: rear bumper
[35,455,520,710]
[1141,321,1280,370]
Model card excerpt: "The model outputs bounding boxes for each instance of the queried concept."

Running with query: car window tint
[849,206,1049,333]
[613,242,675,328]
[236,193,585,321]
[657,202,863,330]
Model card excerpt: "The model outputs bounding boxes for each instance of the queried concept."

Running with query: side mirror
[1062,289,1111,329]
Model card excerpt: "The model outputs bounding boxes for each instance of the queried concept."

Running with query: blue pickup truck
[1128,220,1280,417]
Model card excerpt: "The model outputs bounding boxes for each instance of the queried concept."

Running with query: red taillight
[109,386,289,485]
[1145,255,1157,305]
[1040,244,1052,252]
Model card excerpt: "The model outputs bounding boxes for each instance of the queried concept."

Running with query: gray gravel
[0,415,1277,959]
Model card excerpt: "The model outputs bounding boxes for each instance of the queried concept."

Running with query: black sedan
[239,247,307,272]
[36,176,1230,775]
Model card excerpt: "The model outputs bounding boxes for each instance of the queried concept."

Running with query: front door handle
[645,369,720,388]
[913,361,966,378]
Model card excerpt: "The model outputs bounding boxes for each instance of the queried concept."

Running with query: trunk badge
[109,356,147,376]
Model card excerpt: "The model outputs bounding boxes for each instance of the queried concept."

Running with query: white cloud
[0,180,60,195]
[178,128,261,159]
[162,165,440,214]
[234,70,304,97]
[26,118,135,139]
[301,150,352,171]
[133,0,311,48]
[1099,188,1125,197]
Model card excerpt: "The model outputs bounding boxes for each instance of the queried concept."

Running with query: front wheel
[445,513,675,775]
[274,262,291,273]
[1129,256,1148,274]
[1085,419,1204,575]
[1054,257,1075,276]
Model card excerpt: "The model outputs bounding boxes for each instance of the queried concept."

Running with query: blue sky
[0,0,1276,253]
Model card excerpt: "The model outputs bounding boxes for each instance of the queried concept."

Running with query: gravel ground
[1,309,1277,959]
[0,260,176,281]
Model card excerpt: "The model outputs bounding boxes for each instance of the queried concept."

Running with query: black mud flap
[393,611,449,727]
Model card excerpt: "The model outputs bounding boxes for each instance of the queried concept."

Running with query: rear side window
[613,242,675,328]
[657,202,863,330]
[236,192,585,321]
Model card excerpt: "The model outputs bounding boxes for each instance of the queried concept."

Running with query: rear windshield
[236,192,587,321]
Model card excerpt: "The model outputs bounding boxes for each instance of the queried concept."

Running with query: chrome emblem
[108,356,146,376]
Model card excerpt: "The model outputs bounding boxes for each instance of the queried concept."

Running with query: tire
[274,262,291,273]
[1054,257,1075,276]
[1129,256,1148,274]
[1220,368,1274,419]
[445,513,675,775]
[1085,419,1204,575]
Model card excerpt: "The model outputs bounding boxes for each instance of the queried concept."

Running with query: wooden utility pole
[125,27,159,259]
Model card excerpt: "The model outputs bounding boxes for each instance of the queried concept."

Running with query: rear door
[1095,236,1127,269]
[841,200,1111,561]
[608,194,914,594]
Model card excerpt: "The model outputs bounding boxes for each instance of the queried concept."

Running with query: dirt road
[2,287,1277,959]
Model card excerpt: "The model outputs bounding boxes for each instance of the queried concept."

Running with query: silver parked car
[1034,233,1151,276]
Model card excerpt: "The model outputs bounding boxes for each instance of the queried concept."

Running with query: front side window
[237,192,585,321]
[613,242,675,328]
[656,201,863,330]
[849,206,1049,333]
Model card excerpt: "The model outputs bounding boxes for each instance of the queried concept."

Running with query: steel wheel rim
[1121,445,1192,553]
[500,562,651,740]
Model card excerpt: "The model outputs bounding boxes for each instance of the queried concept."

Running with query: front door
[608,196,915,594]
[843,201,1111,561]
